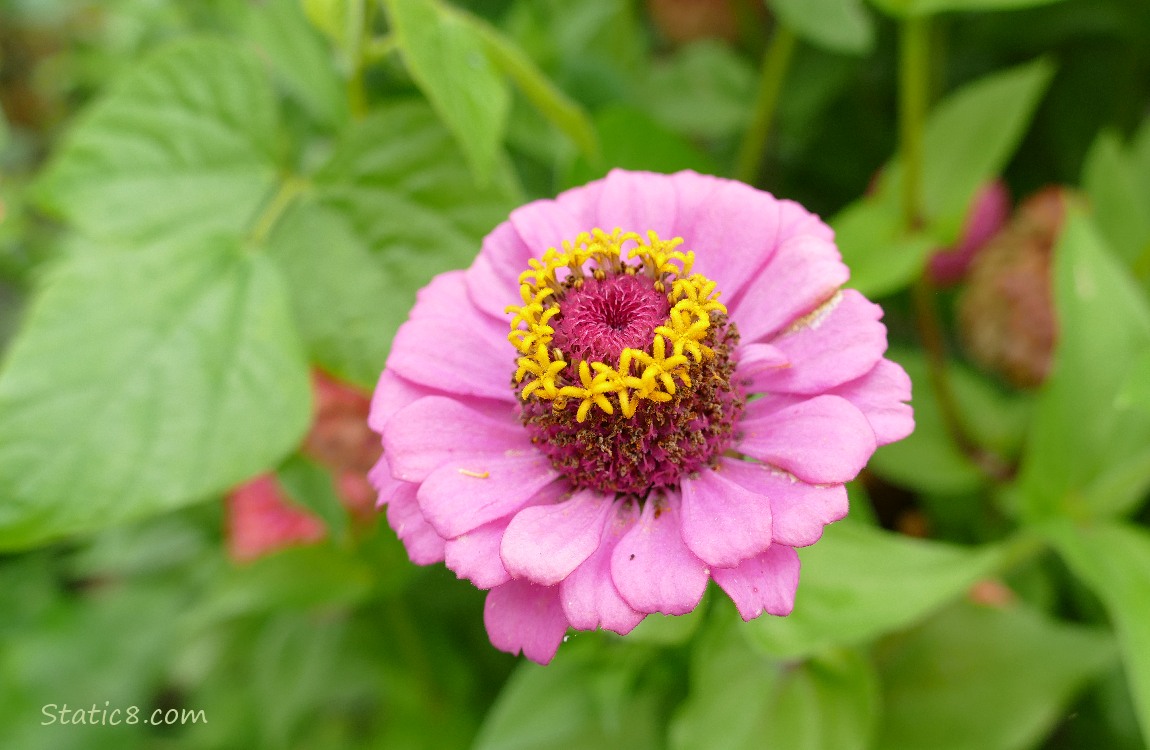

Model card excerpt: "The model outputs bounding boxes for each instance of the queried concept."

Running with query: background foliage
[1,0,1149,747]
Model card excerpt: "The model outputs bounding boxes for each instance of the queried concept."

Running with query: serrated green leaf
[672,611,877,750]
[0,236,311,549]
[460,9,599,159]
[384,0,510,182]
[35,37,280,244]
[743,523,1005,659]
[772,0,875,55]
[264,198,394,387]
[232,0,349,128]
[1017,211,1150,519]
[869,0,1068,19]
[877,600,1115,750]
[312,101,517,345]
[1048,520,1150,746]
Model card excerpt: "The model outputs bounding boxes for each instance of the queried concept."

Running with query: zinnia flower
[369,170,913,663]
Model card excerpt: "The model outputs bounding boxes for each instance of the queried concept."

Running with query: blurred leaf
[0,237,310,548]
[565,105,721,187]
[231,0,349,128]
[833,197,936,298]
[882,57,1054,243]
[772,0,875,55]
[1017,211,1150,519]
[869,0,1069,19]
[460,9,599,159]
[474,642,660,750]
[643,41,756,139]
[672,610,877,750]
[384,0,511,182]
[876,600,1115,750]
[313,100,518,345]
[744,523,1005,659]
[1116,348,1150,416]
[869,347,1029,494]
[35,37,280,244]
[1048,520,1150,746]
[264,197,394,388]
[1082,126,1150,268]
[625,604,705,646]
[276,453,348,543]
[302,0,365,69]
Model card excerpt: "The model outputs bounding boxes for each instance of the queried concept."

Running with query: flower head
[370,170,913,663]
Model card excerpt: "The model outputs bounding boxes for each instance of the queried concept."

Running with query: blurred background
[2,0,1150,748]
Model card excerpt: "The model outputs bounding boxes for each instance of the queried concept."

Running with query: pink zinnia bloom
[370,170,913,663]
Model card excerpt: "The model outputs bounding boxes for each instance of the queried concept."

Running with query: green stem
[898,16,929,230]
[247,176,308,247]
[734,25,797,186]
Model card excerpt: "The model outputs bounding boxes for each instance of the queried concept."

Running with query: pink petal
[738,395,877,484]
[670,172,783,304]
[730,234,850,343]
[411,271,508,342]
[717,458,848,547]
[679,467,773,568]
[735,343,789,388]
[383,396,526,483]
[825,358,915,446]
[752,290,887,395]
[484,579,569,664]
[712,544,801,620]
[387,316,515,403]
[467,220,534,321]
[560,500,645,634]
[418,453,561,539]
[383,480,446,565]
[444,483,564,589]
[369,369,435,432]
[777,198,835,244]
[501,490,616,586]
[597,169,678,239]
[511,196,587,256]
[610,493,709,616]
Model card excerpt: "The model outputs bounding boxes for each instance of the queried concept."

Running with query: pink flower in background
[227,371,381,562]
[371,170,913,663]
[927,181,1011,286]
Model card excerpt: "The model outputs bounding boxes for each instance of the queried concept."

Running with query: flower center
[506,229,745,495]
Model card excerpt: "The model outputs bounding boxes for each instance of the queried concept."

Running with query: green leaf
[312,100,517,346]
[743,523,1005,659]
[302,0,365,70]
[869,347,1029,495]
[460,9,599,159]
[672,611,878,750]
[1048,520,1150,745]
[35,37,280,244]
[264,198,394,387]
[772,0,875,55]
[0,236,311,548]
[876,600,1115,750]
[1017,211,1150,519]
[869,0,1069,19]
[643,41,756,139]
[384,0,511,182]
[474,643,661,750]
[276,454,348,543]
[1116,348,1150,416]
[1082,128,1150,268]
[833,197,936,298]
[565,105,721,187]
[883,58,1054,243]
[231,0,349,128]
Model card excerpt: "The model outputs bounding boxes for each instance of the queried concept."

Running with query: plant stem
[734,24,797,186]
[899,17,1011,482]
[247,175,308,247]
[898,17,929,230]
